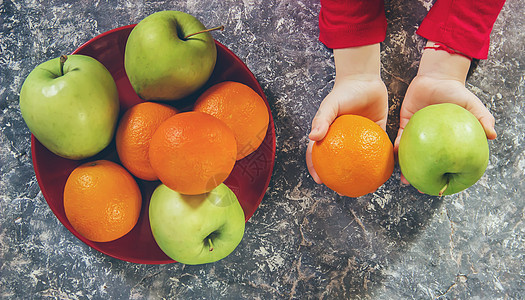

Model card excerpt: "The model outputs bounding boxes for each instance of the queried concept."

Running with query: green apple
[398,103,489,196]
[124,11,218,101]
[19,55,119,160]
[149,183,245,265]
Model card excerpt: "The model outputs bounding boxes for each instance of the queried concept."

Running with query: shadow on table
[280,170,444,299]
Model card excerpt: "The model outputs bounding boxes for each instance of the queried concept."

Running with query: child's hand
[306,76,388,184]
[306,44,388,184]
[394,41,497,184]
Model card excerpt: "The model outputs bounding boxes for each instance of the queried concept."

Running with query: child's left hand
[394,41,497,185]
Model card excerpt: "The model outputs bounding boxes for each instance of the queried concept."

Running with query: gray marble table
[1,1,523,299]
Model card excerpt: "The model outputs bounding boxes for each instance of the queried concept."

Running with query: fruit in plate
[116,102,178,180]
[149,111,237,195]
[19,55,119,160]
[149,183,245,265]
[312,114,394,198]
[194,81,270,160]
[398,103,489,196]
[124,11,218,101]
[63,160,142,242]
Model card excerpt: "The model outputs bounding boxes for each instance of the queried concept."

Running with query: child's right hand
[306,44,388,184]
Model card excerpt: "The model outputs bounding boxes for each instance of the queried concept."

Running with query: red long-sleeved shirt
[319,0,506,59]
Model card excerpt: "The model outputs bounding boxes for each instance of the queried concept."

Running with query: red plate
[30,24,276,264]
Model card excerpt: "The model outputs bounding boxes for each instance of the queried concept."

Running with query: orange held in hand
[63,160,142,242]
[194,81,269,160]
[116,102,178,180]
[312,115,394,198]
[149,111,237,195]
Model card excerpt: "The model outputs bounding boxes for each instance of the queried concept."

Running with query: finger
[306,140,323,184]
[309,97,338,141]
[479,114,497,140]
[396,111,410,185]
[397,105,415,139]
[393,128,403,160]
[463,92,497,140]
[394,99,416,159]
[395,129,412,186]
[376,118,387,132]
[470,105,497,140]
[400,172,409,185]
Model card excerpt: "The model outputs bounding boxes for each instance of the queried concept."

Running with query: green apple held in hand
[125,11,220,101]
[398,103,489,196]
[19,55,119,160]
[149,183,245,265]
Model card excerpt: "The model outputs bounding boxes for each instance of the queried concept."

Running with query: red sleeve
[319,0,387,49]
[417,0,506,59]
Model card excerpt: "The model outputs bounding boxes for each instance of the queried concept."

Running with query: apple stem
[208,238,214,252]
[59,55,68,76]
[439,180,449,197]
[184,25,224,40]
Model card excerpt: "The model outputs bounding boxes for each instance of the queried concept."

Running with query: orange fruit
[63,160,142,242]
[194,81,269,160]
[116,102,178,180]
[312,115,394,198]
[149,111,237,195]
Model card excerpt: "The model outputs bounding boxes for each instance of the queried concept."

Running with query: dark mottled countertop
[1,0,524,299]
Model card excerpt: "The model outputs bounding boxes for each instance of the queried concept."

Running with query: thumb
[465,94,497,140]
[478,113,497,140]
[394,126,410,185]
[309,98,338,141]
[306,140,323,184]
[393,128,403,160]
[394,105,414,158]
